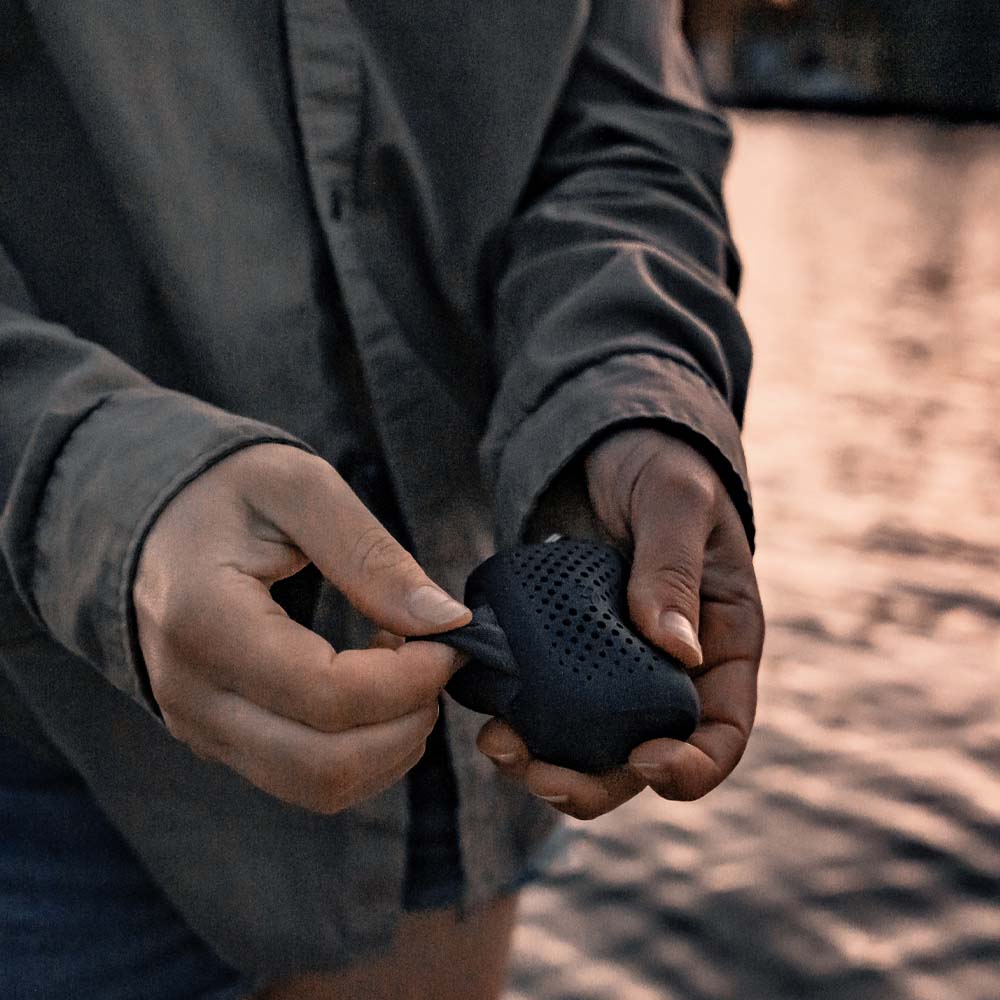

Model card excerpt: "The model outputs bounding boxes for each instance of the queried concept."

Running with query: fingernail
[658,611,703,666]
[407,586,471,627]
[532,792,569,804]
[484,750,518,764]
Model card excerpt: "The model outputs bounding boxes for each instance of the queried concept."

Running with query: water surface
[507,112,1000,1000]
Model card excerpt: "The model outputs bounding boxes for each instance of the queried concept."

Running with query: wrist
[585,427,719,496]
[522,453,603,544]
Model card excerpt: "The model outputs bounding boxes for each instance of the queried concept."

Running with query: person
[0,2,764,998]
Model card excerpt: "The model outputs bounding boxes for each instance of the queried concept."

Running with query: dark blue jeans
[0,731,251,999]
[0,718,466,1000]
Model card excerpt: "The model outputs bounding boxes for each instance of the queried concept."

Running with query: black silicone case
[440,538,700,773]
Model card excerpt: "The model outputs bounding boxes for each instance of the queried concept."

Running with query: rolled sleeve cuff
[483,352,754,554]
[32,386,314,716]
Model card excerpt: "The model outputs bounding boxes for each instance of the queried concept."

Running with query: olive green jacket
[0,0,752,976]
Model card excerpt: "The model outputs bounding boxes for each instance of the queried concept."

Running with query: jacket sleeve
[479,0,754,552]
[0,248,312,715]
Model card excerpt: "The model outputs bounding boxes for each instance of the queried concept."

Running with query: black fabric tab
[429,605,520,718]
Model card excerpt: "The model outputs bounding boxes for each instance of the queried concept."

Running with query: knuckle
[311,696,348,733]
[297,766,352,816]
[304,781,350,815]
[161,708,188,743]
[311,795,348,816]
[749,607,766,660]
[161,709,216,765]
[153,591,203,651]
[178,729,219,765]
[284,453,342,521]
[293,778,345,815]
[638,562,701,609]
[651,454,718,508]
[411,738,429,767]
[302,679,348,732]
[249,441,315,489]
[305,745,352,792]
[652,765,718,802]
[401,644,457,691]
[148,664,186,716]
[351,524,411,581]
[651,779,688,802]
[730,585,766,661]
[295,449,336,487]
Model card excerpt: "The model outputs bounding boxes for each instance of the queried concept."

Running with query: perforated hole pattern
[499,538,671,685]
[446,537,699,772]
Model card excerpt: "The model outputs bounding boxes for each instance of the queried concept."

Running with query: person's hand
[477,428,764,820]
[133,443,471,814]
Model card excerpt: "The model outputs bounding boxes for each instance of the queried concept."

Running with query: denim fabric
[0,732,252,1000]
[0,725,565,997]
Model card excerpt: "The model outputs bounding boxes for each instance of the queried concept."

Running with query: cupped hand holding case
[427,537,700,773]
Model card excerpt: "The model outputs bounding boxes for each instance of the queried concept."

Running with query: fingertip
[522,759,584,798]
[401,639,469,679]
[629,736,688,765]
[629,738,720,801]
[476,718,528,761]
[524,761,643,820]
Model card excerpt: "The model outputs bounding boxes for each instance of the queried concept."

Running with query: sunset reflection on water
[507,112,1000,1000]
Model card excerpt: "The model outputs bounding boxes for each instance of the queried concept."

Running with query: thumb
[252,449,472,636]
[625,475,712,670]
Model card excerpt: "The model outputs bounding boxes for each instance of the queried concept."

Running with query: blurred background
[684,0,1000,118]
[506,3,999,999]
